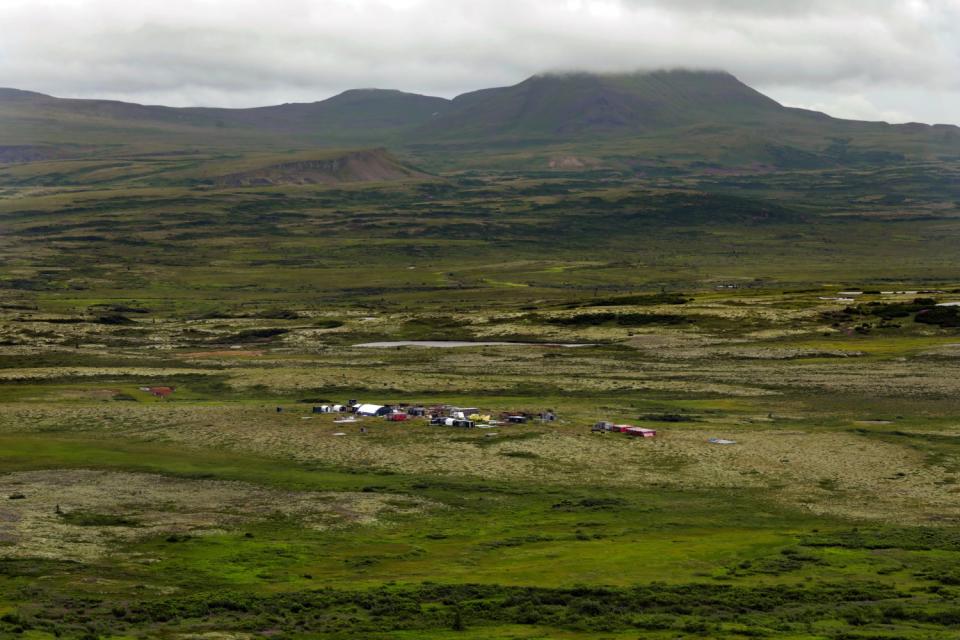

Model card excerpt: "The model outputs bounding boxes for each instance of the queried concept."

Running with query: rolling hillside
[1,70,958,171]
[406,71,959,169]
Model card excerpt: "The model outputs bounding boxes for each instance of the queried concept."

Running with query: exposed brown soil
[214,149,431,186]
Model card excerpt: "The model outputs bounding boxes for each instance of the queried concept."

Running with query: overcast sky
[1,0,957,124]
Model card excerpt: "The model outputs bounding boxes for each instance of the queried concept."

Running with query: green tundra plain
[3,72,960,639]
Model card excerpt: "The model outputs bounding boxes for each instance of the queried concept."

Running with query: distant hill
[0,86,449,148]
[200,89,450,143]
[0,88,53,100]
[406,70,959,170]
[0,87,256,149]
[1,70,958,170]
[0,88,220,126]
[415,70,782,140]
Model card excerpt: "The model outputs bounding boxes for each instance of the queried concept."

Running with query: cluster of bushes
[915,305,960,327]
[215,327,289,343]
[551,497,628,511]
[94,313,136,325]
[831,298,960,329]
[846,298,938,320]
[7,581,921,638]
[739,548,825,575]
[89,303,150,314]
[583,292,690,307]
[499,450,540,459]
[545,312,689,327]
[533,192,804,226]
[802,526,960,551]
[913,567,960,586]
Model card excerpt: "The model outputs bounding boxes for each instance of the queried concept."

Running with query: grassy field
[1,150,960,638]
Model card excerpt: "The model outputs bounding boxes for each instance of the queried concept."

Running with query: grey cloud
[0,0,956,123]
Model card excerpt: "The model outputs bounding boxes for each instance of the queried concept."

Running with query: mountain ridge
[416,70,788,140]
[4,69,956,129]
[2,70,957,170]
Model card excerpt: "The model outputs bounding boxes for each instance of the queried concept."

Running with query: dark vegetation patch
[94,313,135,325]
[498,450,539,459]
[581,292,691,307]
[638,413,698,422]
[913,566,960,586]
[5,581,916,638]
[544,312,689,327]
[88,304,150,314]
[478,534,555,549]
[735,548,826,576]
[601,192,804,225]
[13,317,85,324]
[254,308,299,320]
[851,298,938,320]
[11,313,135,325]
[59,511,140,527]
[313,319,345,329]
[551,497,628,511]
[0,558,77,578]
[802,527,960,551]
[916,305,960,328]
[0,353,173,370]
[829,298,960,329]
[215,328,289,344]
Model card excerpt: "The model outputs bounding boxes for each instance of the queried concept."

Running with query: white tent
[355,404,385,416]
